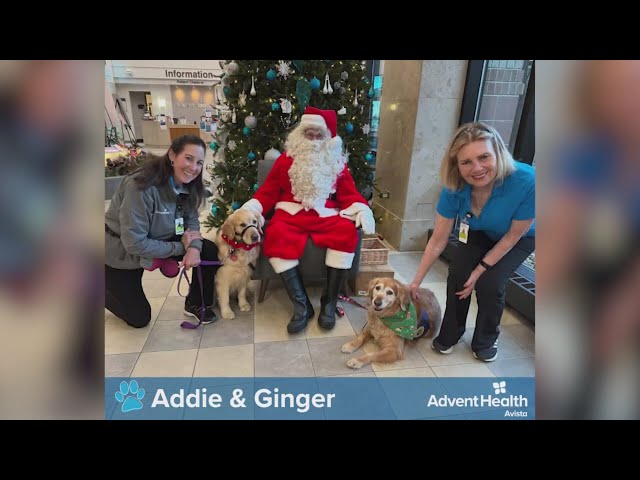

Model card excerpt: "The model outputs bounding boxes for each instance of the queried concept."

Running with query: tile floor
[105,250,535,380]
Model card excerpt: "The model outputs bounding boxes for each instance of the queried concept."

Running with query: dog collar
[380,303,421,340]
[221,233,260,251]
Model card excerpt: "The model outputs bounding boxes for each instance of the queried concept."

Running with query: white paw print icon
[493,381,507,394]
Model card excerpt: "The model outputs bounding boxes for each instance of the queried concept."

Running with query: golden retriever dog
[341,277,442,369]
[211,208,262,319]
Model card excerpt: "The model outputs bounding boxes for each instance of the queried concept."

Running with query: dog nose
[251,234,259,242]
[374,299,382,307]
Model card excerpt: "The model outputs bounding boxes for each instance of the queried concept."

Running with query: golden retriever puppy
[212,208,262,319]
[341,277,442,369]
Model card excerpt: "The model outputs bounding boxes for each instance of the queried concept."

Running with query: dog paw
[341,342,356,354]
[346,358,364,369]
[239,302,251,312]
[221,308,236,320]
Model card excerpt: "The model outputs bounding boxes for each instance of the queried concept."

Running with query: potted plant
[105,146,146,200]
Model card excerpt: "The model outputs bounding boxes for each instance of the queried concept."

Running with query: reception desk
[141,121,216,149]
[141,120,171,148]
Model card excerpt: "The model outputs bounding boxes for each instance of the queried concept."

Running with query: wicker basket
[360,238,389,265]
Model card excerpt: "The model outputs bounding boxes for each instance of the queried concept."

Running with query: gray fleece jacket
[105,172,203,270]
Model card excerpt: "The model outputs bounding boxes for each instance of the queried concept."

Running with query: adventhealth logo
[427,381,528,417]
[115,380,145,413]
[493,381,507,394]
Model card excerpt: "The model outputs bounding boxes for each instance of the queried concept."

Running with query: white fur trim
[325,249,354,269]
[269,257,299,274]
[275,201,338,218]
[339,202,371,220]
[300,114,329,135]
[242,198,263,214]
[328,135,342,152]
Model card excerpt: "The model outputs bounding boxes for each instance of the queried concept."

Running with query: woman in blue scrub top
[409,122,535,362]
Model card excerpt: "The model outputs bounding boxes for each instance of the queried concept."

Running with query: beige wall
[374,60,467,251]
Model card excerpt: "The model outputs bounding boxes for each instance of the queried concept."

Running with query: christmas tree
[205,60,376,228]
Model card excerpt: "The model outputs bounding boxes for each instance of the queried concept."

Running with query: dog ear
[221,214,235,240]
[367,277,380,297]
[397,284,411,311]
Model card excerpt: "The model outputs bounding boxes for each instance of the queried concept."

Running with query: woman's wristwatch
[479,259,494,270]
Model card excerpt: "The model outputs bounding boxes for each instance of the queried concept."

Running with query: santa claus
[240,106,375,333]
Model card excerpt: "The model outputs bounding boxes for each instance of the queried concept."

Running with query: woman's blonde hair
[439,122,516,191]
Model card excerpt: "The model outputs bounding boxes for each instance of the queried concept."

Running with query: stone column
[373,60,468,251]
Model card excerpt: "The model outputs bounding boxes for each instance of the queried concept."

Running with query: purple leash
[177,260,222,329]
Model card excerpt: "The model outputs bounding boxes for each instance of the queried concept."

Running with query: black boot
[280,267,313,333]
[318,267,349,330]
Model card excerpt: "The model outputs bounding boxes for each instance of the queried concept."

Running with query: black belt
[105,224,120,238]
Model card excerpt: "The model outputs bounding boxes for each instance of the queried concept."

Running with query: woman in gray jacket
[105,135,220,327]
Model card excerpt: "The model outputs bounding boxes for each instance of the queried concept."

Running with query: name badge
[175,217,184,235]
[458,217,469,244]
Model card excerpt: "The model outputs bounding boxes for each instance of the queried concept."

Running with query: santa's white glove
[356,209,376,234]
[239,198,265,230]
[339,203,376,235]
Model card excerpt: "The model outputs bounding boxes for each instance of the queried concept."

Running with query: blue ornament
[266,69,277,81]
[210,204,219,215]
[271,102,280,111]
[365,153,374,162]
[309,77,321,89]
[242,126,251,136]
[368,87,375,98]
[345,122,354,134]
[253,183,258,192]
[209,142,218,150]
[248,151,256,160]
[231,201,241,211]
[223,86,231,96]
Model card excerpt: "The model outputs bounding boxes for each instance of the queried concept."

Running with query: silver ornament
[244,112,257,129]
[334,81,341,90]
[250,76,256,96]
[227,61,239,75]
[341,71,348,80]
[340,87,346,95]
[264,148,281,162]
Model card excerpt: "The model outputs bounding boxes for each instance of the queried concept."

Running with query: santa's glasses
[303,130,326,140]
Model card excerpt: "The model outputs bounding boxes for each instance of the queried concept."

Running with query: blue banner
[106,377,534,420]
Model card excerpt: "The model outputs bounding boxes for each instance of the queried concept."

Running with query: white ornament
[337,106,347,115]
[343,147,351,163]
[232,108,237,123]
[264,148,281,162]
[238,90,247,107]
[228,140,237,151]
[362,123,371,135]
[323,73,333,94]
[353,88,359,107]
[280,98,292,114]
[276,60,293,79]
[250,76,256,96]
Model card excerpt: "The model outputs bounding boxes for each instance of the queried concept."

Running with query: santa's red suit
[240,106,374,333]
[240,107,375,274]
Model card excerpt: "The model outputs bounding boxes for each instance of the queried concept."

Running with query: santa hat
[300,106,337,138]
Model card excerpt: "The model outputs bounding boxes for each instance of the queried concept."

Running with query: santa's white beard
[286,130,345,211]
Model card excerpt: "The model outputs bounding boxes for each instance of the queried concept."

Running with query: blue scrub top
[437,161,535,241]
